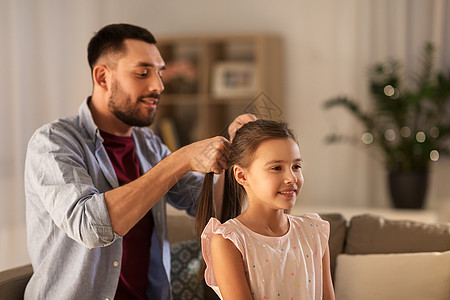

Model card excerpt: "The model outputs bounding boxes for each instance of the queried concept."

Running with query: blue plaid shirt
[24,98,202,300]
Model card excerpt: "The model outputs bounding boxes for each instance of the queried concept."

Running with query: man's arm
[105,136,230,236]
[107,113,257,236]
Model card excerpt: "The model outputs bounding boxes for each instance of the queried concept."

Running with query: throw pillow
[170,239,204,300]
[345,214,450,254]
[334,251,450,300]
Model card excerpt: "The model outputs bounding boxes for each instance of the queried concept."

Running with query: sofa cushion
[319,213,347,276]
[0,264,33,300]
[334,251,450,300]
[345,214,450,254]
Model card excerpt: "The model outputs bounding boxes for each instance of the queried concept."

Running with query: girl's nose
[285,170,298,184]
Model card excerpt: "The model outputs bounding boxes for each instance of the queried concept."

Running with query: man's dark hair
[87,23,157,72]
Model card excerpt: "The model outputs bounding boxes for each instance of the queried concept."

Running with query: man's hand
[227,113,257,142]
[180,113,256,175]
[182,136,231,174]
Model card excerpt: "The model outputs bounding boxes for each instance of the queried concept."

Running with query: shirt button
[113,261,119,267]
[105,298,110,300]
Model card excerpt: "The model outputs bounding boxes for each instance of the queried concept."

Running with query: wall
[0,0,449,271]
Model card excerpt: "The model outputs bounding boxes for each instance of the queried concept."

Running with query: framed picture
[212,62,258,97]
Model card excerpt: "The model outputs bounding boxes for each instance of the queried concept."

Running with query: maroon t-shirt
[101,130,154,300]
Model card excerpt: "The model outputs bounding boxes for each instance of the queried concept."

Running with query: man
[24,23,255,299]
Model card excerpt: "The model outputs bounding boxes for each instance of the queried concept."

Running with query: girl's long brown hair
[195,120,297,273]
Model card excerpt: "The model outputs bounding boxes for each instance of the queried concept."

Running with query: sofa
[167,212,450,300]
[1,212,449,300]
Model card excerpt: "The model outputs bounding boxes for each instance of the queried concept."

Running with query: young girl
[196,119,335,300]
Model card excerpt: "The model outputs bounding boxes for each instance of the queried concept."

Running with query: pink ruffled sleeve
[200,217,243,295]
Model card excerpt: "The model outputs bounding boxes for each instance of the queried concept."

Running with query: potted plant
[324,42,450,209]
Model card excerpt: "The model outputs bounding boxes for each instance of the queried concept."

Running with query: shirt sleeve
[25,123,116,249]
[165,171,203,217]
[302,213,330,257]
[200,218,244,293]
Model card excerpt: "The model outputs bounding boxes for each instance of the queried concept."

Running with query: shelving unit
[154,34,283,150]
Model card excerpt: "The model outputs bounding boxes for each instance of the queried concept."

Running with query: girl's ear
[93,64,109,91]
[233,165,247,186]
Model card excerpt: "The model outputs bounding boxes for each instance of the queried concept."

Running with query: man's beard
[108,80,158,127]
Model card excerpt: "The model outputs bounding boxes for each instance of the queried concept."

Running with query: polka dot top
[201,213,330,300]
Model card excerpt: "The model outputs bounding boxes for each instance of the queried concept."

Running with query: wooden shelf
[154,34,283,149]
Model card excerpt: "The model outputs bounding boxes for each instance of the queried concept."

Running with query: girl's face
[234,138,304,211]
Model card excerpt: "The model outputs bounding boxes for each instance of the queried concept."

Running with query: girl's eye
[293,164,302,170]
[271,166,282,171]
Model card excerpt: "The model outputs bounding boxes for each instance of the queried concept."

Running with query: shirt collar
[78,96,103,144]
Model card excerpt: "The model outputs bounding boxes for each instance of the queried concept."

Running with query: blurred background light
[362,132,374,145]
[384,129,396,141]
[400,126,411,138]
[430,150,440,161]
[416,131,426,143]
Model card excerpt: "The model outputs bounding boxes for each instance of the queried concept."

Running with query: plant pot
[388,171,429,209]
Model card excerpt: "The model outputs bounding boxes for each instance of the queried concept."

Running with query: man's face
[107,39,165,127]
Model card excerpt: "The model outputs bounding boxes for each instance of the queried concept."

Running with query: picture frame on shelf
[212,62,258,97]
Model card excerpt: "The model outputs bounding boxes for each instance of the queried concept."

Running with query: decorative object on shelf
[212,62,258,97]
[324,42,450,209]
[163,59,198,94]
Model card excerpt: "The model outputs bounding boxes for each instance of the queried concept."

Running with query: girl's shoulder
[201,217,244,240]
[201,218,248,261]
[288,213,330,230]
[288,212,325,221]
